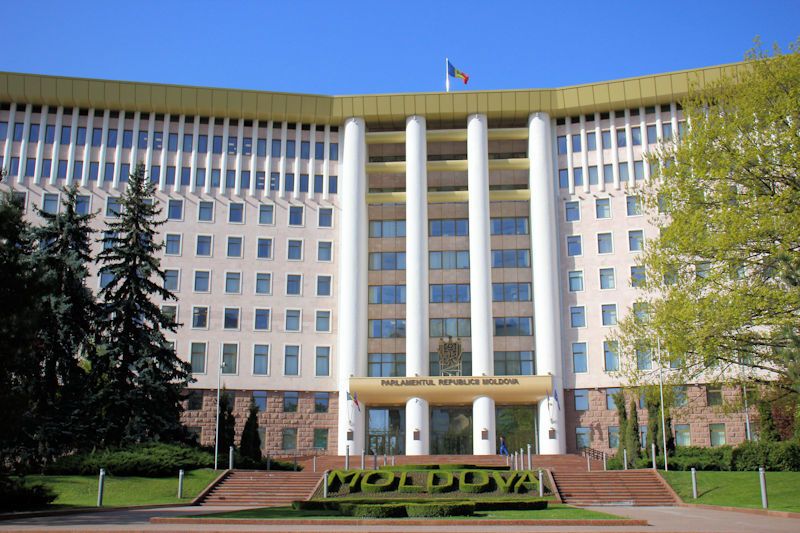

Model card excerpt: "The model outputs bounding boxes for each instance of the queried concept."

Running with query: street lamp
[656,339,668,471]
[214,360,225,470]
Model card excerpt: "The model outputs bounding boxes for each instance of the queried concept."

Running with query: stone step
[551,469,677,506]
[196,469,322,507]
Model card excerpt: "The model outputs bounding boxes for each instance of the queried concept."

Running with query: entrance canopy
[349,375,552,406]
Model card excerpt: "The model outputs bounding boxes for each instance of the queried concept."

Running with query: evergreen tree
[91,163,191,446]
[0,186,41,470]
[646,394,660,456]
[239,403,262,462]
[28,185,96,461]
[663,415,675,454]
[758,399,781,442]
[217,391,236,458]
[625,400,641,464]
[612,390,628,464]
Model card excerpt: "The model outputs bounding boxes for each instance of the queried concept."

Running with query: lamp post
[214,360,224,470]
[656,339,668,471]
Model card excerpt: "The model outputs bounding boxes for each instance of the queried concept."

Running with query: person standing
[498,435,509,456]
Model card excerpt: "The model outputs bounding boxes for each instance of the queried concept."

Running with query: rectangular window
[315,347,330,376]
[137,130,148,149]
[565,201,580,222]
[631,266,646,287]
[557,135,567,154]
[106,198,122,218]
[254,309,271,331]
[285,140,295,158]
[317,241,333,261]
[74,194,90,215]
[286,274,302,295]
[493,351,534,376]
[568,271,584,292]
[190,342,206,374]
[318,207,333,227]
[603,341,619,372]
[368,353,406,376]
[167,199,183,220]
[616,129,627,147]
[329,143,338,160]
[706,387,723,406]
[595,198,611,219]
[709,423,726,447]
[255,273,272,295]
[315,142,324,159]
[573,167,584,187]
[314,174,324,193]
[567,236,582,256]
[570,306,586,328]
[493,317,533,336]
[491,282,531,302]
[558,169,568,189]
[601,130,611,149]
[647,124,658,144]
[258,204,274,225]
[597,233,613,254]
[284,345,300,375]
[587,132,596,150]
[227,236,243,258]
[599,268,615,290]
[431,218,470,236]
[192,306,208,329]
[675,424,691,446]
[165,234,181,255]
[253,345,270,375]
[223,308,240,330]
[572,342,587,373]
[603,163,613,184]
[606,388,621,410]
[282,428,297,450]
[631,126,642,145]
[196,235,212,256]
[224,272,241,294]
[221,343,238,374]
[91,128,102,147]
[489,217,528,235]
[571,134,581,152]
[629,230,644,252]
[317,275,332,296]
[370,320,407,339]
[368,252,406,271]
[257,238,273,259]
[637,348,652,370]
[626,195,642,216]
[609,426,620,448]
[252,390,267,411]
[284,309,301,332]
[315,311,331,332]
[288,205,304,225]
[57,159,68,179]
[287,239,303,260]
[76,126,86,146]
[193,271,210,292]
[674,386,688,407]
[196,201,213,222]
[601,304,618,326]
[228,202,244,223]
[88,162,99,181]
[574,389,589,411]
[575,427,591,449]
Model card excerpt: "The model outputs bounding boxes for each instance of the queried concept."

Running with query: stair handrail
[580,446,605,461]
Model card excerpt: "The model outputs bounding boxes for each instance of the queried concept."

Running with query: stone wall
[564,384,756,454]
[181,389,338,457]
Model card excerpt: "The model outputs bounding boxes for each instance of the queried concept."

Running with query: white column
[624,110,635,189]
[249,119,258,197]
[264,120,273,198]
[175,115,186,193]
[33,105,48,184]
[640,107,651,182]
[112,110,125,188]
[579,115,589,193]
[610,111,620,190]
[292,122,301,199]
[204,117,214,194]
[80,109,93,186]
[144,112,156,184]
[565,116,574,194]
[467,113,495,455]
[158,114,169,191]
[220,117,230,193]
[595,112,605,192]
[234,118,243,196]
[49,106,63,185]
[97,110,110,183]
[189,116,199,193]
[2,103,15,170]
[65,108,79,185]
[404,115,430,455]
[278,121,287,197]
[337,117,368,455]
[308,123,316,198]
[322,125,331,200]
[529,112,566,455]
[17,104,32,184]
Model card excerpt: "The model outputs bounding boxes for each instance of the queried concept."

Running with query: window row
[167,201,333,228]
[0,121,339,160]
[150,270,332,297]
[556,119,684,155]
[564,195,643,222]
[164,234,332,262]
[579,422,722,451]
[566,231,644,256]
[567,266,646,291]
[189,342,331,377]
[557,161,651,189]
[181,306,332,333]
[569,304,618,328]
[6,158,132,182]
[367,351,534,377]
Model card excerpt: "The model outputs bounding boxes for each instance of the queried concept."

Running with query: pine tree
[625,400,641,464]
[758,399,781,442]
[29,185,96,461]
[646,394,660,456]
[612,390,628,464]
[217,391,236,459]
[239,403,262,463]
[663,415,675,454]
[0,187,41,470]
[91,163,191,446]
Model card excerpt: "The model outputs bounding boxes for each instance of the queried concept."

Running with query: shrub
[339,502,406,518]
[492,471,518,493]
[732,440,800,471]
[405,502,475,517]
[398,471,424,493]
[237,455,301,471]
[670,446,733,471]
[46,442,213,477]
[426,470,456,493]
[513,471,538,493]
[473,498,548,511]
[0,477,56,511]
[458,470,491,493]
[360,471,396,493]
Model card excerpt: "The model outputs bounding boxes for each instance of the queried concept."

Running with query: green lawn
[26,469,219,508]
[662,471,800,513]
[194,503,622,520]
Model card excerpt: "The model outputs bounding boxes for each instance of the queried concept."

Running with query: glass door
[367,407,405,455]
[430,406,472,454]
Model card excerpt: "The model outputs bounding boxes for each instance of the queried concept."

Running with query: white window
[286,274,302,296]
[565,201,580,222]
[221,343,238,374]
[599,268,615,290]
[568,271,583,292]
[191,306,208,329]
[253,344,270,375]
[258,204,274,225]
[317,275,332,296]
[284,345,300,376]
[287,239,303,260]
[629,230,644,252]
[164,233,181,255]
[597,232,613,254]
[285,309,301,332]
[315,310,331,332]
[254,308,271,331]
[317,241,333,262]
[255,272,272,295]
[224,272,242,294]
[193,270,211,292]
[601,304,618,326]
[164,269,180,291]
[190,342,206,374]
[595,198,611,219]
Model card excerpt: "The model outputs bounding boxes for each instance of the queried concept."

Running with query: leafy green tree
[758,400,781,442]
[239,403,262,462]
[28,185,96,461]
[646,395,661,456]
[624,400,641,463]
[615,41,800,404]
[91,163,191,446]
[0,186,41,470]
[217,391,236,459]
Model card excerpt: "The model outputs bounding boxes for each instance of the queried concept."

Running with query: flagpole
[445,57,450,93]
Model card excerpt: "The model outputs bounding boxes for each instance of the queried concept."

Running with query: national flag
[447,60,469,84]
[347,391,361,412]
[553,388,561,411]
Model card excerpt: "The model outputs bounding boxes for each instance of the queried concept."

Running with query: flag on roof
[447,60,469,85]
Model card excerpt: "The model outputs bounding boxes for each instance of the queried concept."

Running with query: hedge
[459,470,491,493]
[0,477,56,511]
[46,443,214,477]
[731,441,800,471]
[398,471,425,493]
[379,464,509,471]
[360,471,396,493]
[406,502,475,517]
[339,502,407,518]
[426,470,456,493]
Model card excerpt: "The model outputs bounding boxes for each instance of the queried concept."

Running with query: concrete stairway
[197,470,321,507]
[552,470,678,506]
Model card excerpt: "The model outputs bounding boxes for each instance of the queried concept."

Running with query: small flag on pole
[347,391,361,412]
[445,58,469,92]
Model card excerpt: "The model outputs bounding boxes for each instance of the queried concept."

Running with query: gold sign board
[349,375,553,406]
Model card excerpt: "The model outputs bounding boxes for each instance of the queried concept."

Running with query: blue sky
[2,0,798,95]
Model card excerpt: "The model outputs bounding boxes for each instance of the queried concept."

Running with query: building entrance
[367,407,405,455]
[430,406,472,454]
[496,405,537,454]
